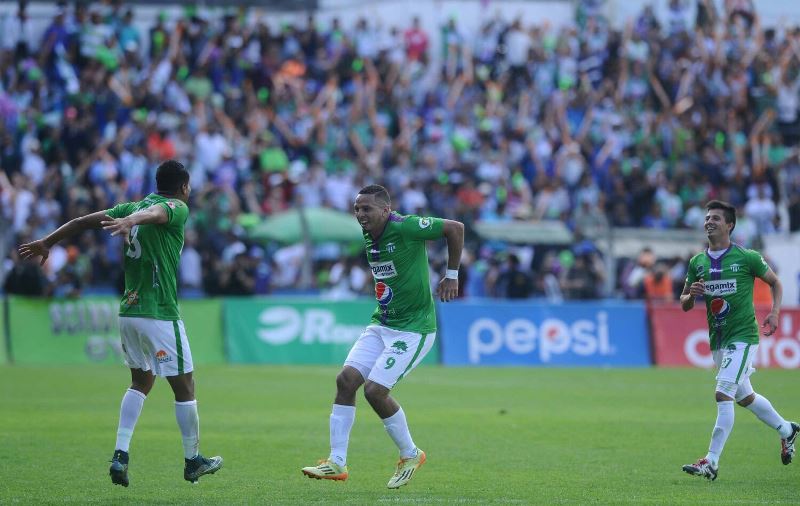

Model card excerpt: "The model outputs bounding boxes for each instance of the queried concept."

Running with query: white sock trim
[332,404,355,416]
[127,388,147,401]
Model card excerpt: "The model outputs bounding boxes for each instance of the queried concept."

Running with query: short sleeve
[106,202,137,219]
[685,256,697,285]
[747,249,769,278]
[399,215,445,241]
[158,200,189,228]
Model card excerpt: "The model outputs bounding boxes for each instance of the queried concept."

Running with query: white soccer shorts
[119,317,194,377]
[713,342,757,385]
[344,324,435,389]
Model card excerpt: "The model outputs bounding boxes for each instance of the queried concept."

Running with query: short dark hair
[706,200,736,232]
[358,184,391,206]
[155,160,189,194]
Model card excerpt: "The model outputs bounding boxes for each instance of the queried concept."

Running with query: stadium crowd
[1,0,798,301]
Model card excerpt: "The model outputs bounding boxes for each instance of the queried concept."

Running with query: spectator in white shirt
[744,185,777,234]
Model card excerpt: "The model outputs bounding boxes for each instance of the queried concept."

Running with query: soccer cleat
[184,454,224,483]
[387,449,426,489]
[109,450,129,487]
[781,422,800,465]
[301,459,349,481]
[682,457,718,481]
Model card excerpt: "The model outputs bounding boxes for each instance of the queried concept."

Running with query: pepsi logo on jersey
[711,298,731,320]
[375,282,394,306]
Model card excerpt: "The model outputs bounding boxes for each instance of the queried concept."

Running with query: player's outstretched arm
[101,205,168,245]
[436,219,465,302]
[759,268,782,336]
[680,278,705,312]
[18,210,110,265]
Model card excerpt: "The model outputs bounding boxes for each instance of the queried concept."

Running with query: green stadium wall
[6,296,224,365]
[223,297,439,365]
[4,295,441,366]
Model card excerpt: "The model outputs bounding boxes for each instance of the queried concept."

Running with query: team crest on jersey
[370,261,397,279]
[390,340,408,354]
[418,217,431,229]
[375,282,394,306]
[387,242,396,253]
[729,263,741,272]
[696,265,704,277]
[711,298,731,320]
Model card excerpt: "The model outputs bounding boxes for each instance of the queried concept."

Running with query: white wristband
[445,269,459,280]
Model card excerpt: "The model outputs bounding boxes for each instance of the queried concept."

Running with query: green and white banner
[223,297,440,365]
[6,296,224,365]
[5,296,441,366]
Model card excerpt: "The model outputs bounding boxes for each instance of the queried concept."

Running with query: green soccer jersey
[107,193,189,321]
[685,244,769,350]
[365,213,444,333]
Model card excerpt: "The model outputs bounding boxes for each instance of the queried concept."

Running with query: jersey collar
[705,243,734,280]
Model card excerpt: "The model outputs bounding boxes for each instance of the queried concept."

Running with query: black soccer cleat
[109,450,129,487]
[184,454,224,483]
[781,422,800,465]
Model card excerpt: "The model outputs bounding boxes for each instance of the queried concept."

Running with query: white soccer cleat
[302,459,349,481]
[387,449,426,489]
[682,457,718,481]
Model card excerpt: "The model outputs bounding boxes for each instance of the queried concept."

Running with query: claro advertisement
[650,304,800,368]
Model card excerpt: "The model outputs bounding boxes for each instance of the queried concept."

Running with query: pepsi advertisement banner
[437,301,650,366]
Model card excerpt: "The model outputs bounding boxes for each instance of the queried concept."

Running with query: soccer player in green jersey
[302,184,464,489]
[680,200,798,481]
[18,160,222,487]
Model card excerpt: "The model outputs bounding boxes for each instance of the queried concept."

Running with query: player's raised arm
[18,210,110,265]
[101,205,169,245]
[759,268,782,336]
[436,219,464,302]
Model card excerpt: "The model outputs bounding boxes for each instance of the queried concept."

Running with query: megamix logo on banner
[650,304,800,368]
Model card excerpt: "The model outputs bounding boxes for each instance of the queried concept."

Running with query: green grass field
[1,365,798,505]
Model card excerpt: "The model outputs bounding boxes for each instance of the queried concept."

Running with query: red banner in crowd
[650,304,800,368]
